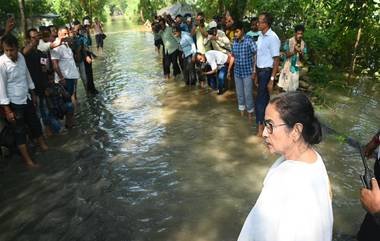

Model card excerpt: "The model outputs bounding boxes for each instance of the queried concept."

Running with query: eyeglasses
[264,120,287,134]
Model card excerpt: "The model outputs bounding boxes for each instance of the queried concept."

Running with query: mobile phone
[40,58,47,65]
[7,13,14,19]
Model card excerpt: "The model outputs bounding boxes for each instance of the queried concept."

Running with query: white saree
[237,151,333,241]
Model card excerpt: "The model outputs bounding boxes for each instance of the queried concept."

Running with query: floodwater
[0,18,379,241]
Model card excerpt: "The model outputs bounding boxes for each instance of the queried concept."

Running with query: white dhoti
[278,67,299,92]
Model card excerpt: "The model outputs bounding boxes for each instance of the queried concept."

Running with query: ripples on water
[317,79,380,240]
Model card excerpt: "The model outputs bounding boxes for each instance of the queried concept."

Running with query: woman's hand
[5,17,15,34]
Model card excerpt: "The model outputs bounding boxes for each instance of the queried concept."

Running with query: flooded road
[0,19,379,241]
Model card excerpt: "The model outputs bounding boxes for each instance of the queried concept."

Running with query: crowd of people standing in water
[0,15,106,167]
[0,9,379,241]
[151,11,380,241]
[151,12,308,137]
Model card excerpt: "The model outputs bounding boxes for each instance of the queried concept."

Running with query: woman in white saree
[237,92,333,241]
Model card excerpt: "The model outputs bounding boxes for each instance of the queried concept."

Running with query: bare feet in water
[37,137,49,151]
[256,124,264,137]
[248,112,253,120]
[26,160,39,168]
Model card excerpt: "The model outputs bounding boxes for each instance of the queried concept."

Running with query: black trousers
[84,58,97,93]
[357,158,380,241]
[183,55,196,85]
[9,100,43,146]
[163,49,181,76]
[95,34,104,48]
[178,50,184,71]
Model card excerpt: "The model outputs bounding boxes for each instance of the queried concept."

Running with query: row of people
[0,17,101,167]
[153,12,292,137]
[152,11,379,241]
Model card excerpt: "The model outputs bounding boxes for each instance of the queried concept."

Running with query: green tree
[137,0,166,22]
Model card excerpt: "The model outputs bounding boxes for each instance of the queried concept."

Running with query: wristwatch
[270,76,275,81]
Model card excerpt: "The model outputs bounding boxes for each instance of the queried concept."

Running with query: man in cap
[204,20,231,54]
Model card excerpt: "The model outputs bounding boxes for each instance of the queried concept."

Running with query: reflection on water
[0,18,379,241]
[317,80,380,240]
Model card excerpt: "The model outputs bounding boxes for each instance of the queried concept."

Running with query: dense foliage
[1,0,379,78]
[136,0,379,79]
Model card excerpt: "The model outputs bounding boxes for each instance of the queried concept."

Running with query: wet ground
[0,19,379,241]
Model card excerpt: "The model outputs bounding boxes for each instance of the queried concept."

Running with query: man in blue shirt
[231,21,256,119]
[173,26,197,85]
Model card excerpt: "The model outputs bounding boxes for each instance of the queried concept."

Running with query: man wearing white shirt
[253,12,281,136]
[0,34,48,167]
[195,50,234,95]
[50,26,79,128]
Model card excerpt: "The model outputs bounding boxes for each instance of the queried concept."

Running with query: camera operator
[358,130,380,241]
[0,15,16,54]
[164,14,175,27]
[204,20,231,54]
[191,12,209,88]
[183,14,193,34]
[191,12,208,54]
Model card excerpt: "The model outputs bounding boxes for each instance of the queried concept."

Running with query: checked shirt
[231,36,257,78]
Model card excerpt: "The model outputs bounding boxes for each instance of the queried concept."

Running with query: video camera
[348,138,375,189]
[207,27,217,36]
[195,18,205,27]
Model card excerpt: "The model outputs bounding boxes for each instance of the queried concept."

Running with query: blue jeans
[37,95,66,134]
[208,66,227,93]
[64,78,76,96]
[255,68,272,124]
[36,95,49,126]
[234,75,254,113]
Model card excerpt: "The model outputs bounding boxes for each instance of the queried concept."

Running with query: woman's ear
[292,123,304,142]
